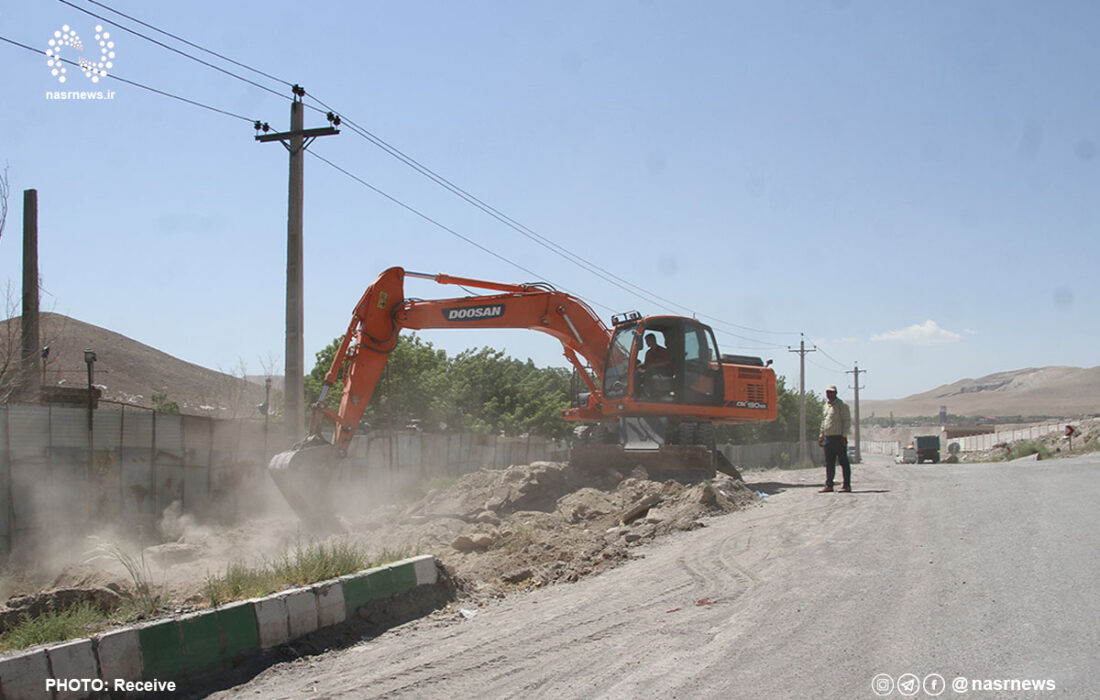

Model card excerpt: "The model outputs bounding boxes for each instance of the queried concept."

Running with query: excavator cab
[604,316,724,408]
[572,314,773,479]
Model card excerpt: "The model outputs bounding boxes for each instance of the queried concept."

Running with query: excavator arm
[309,267,611,452]
[269,267,612,529]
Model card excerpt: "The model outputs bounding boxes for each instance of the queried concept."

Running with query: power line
[307,151,554,293]
[39,2,802,348]
[313,103,802,341]
[57,0,291,103]
[68,0,799,345]
[9,17,787,351]
[815,343,850,370]
[1,34,257,123]
[806,357,844,375]
[316,113,692,313]
[77,0,293,88]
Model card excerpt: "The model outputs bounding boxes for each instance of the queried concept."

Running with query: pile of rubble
[2,460,761,619]
[344,460,757,596]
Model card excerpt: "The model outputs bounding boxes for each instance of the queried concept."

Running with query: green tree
[151,391,180,414]
[444,348,571,438]
[304,334,572,438]
[304,334,451,429]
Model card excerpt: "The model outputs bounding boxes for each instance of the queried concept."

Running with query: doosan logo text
[443,305,505,321]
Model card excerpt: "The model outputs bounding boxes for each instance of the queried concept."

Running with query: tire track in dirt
[207,466,894,699]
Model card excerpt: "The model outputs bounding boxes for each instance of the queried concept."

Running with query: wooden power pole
[21,189,41,402]
[256,86,338,441]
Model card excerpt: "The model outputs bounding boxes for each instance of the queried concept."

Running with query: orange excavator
[269,267,777,529]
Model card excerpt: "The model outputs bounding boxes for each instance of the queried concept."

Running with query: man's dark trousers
[823,436,851,488]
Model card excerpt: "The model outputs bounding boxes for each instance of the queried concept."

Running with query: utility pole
[848,363,866,463]
[788,334,816,465]
[21,189,41,402]
[255,85,339,442]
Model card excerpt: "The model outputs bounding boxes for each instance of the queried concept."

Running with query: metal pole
[85,350,96,431]
[84,349,96,519]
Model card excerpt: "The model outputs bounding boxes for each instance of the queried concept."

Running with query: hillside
[0,313,266,418]
[861,366,1100,419]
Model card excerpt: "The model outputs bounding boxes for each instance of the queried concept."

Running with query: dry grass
[0,602,108,652]
[203,541,410,606]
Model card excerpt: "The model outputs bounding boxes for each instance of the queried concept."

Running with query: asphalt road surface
[204,454,1099,699]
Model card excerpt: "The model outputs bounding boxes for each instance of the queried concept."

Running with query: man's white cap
[825,384,838,393]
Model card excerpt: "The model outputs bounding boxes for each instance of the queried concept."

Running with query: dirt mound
[3,461,760,616]
[50,563,132,595]
[346,460,758,597]
[0,587,122,634]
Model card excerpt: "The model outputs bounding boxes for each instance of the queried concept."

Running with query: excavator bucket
[267,435,345,533]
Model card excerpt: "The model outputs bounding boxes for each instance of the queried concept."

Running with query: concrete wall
[0,404,568,560]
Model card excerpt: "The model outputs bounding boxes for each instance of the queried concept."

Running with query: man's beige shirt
[820,398,851,437]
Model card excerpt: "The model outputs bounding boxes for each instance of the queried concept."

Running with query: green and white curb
[0,554,440,699]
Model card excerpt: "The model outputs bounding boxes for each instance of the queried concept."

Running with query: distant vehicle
[847,444,860,464]
[914,435,941,463]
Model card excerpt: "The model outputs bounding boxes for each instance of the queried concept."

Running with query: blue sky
[1,1,1097,401]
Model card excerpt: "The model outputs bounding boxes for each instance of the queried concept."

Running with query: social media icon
[953,676,969,693]
[897,673,920,697]
[871,673,894,696]
[924,673,946,696]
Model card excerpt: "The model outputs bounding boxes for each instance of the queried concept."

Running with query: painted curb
[281,587,320,640]
[314,581,346,628]
[0,555,440,699]
[0,646,50,700]
[254,594,290,650]
[95,626,142,683]
[45,639,97,700]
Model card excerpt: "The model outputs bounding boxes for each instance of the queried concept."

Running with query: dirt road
[202,455,1100,698]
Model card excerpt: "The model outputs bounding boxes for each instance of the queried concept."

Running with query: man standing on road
[818,384,852,493]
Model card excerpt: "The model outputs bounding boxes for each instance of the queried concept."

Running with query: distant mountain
[861,366,1100,419]
[1,313,265,418]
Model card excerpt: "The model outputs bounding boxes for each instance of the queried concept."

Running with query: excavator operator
[640,333,673,399]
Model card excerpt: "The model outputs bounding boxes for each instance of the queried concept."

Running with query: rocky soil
[1,461,759,627]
